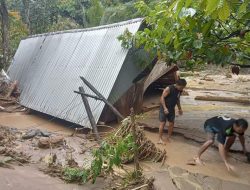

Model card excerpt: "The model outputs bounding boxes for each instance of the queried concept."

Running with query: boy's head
[175,79,187,91]
[233,119,248,134]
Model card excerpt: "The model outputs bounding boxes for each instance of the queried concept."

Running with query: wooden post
[130,107,140,175]
[79,87,100,142]
[80,76,125,120]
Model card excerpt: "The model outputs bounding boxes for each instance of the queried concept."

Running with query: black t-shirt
[205,116,244,144]
[164,85,182,112]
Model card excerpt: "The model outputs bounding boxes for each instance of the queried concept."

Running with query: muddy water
[144,131,250,185]
[0,112,74,135]
[0,165,105,190]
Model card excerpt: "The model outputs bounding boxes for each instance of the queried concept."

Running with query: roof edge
[26,18,144,39]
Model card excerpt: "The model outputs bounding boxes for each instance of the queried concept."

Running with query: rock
[198,81,204,85]
[22,129,51,139]
[22,129,40,139]
[173,177,200,190]
[194,174,222,190]
[168,166,188,177]
[38,136,64,149]
[145,170,177,190]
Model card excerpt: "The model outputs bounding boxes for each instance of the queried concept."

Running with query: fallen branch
[131,184,148,190]
[195,96,250,104]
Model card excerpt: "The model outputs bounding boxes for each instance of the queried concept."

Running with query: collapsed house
[7,18,178,128]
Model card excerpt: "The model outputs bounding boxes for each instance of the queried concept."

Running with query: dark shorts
[159,106,175,123]
[204,124,217,140]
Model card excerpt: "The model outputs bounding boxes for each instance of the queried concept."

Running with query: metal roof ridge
[25,18,144,39]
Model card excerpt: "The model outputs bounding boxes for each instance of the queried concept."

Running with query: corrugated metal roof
[8,18,144,128]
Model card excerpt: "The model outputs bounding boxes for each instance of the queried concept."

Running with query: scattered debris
[225,73,232,78]
[200,76,215,81]
[0,71,24,113]
[44,153,57,166]
[0,156,14,169]
[0,148,30,165]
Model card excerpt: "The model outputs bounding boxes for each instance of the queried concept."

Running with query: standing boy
[194,116,248,171]
[158,79,187,144]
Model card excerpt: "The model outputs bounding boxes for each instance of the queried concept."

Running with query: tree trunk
[22,0,31,34]
[195,96,250,104]
[0,0,9,70]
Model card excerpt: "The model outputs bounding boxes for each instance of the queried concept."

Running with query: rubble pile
[0,69,24,112]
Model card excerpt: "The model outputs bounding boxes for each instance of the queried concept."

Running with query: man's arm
[177,98,183,115]
[160,87,170,113]
[239,135,247,154]
[218,143,235,171]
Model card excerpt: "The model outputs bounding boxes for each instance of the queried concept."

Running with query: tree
[120,0,250,68]
[21,0,30,33]
[86,0,104,27]
[0,0,9,70]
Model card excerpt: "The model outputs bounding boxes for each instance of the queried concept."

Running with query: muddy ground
[0,67,250,190]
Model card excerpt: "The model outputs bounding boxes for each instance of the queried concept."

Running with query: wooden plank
[80,76,125,120]
[79,87,100,142]
[195,96,250,104]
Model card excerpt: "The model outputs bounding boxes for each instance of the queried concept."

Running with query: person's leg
[158,107,167,144]
[194,132,215,164]
[166,112,175,142]
[158,121,166,144]
[166,121,174,142]
[225,135,236,152]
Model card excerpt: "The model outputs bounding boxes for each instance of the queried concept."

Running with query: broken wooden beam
[80,76,125,120]
[79,87,100,142]
[74,91,103,101]
[195,96,250,104]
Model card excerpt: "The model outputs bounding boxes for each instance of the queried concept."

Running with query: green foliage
[63,133,136,184]
[86,0,104,27]
[118,0,250,68]
[48,16,80,32]
[9,11,29,55]
[64,167,90,183]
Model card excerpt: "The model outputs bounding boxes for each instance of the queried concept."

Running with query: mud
[0,112,74,135]
[0,165,106,190]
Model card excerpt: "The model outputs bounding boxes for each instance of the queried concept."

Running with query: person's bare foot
[193,156,205,165]
[157,138,166,145]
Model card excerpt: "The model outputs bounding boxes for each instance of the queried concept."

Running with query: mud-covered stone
[173,177,199,190]
[168,166,188,177]
[38,136,64,149]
